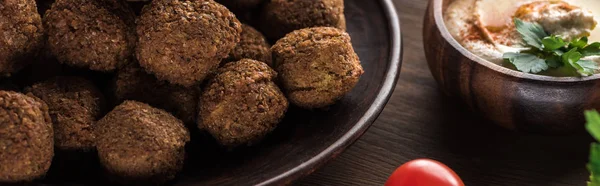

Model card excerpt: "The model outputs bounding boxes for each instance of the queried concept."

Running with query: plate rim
[257,0,403,185]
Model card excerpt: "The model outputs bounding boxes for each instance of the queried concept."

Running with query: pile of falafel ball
[0,0,364,184]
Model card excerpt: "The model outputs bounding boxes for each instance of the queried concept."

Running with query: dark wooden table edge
[257,0,404,185]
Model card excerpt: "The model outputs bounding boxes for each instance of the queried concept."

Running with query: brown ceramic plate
[38,0,402,185]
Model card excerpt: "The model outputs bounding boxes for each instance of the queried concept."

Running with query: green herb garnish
[582,43,600,57]
[503,19,600,76]
[514,18,548,50]
[586,110,600,186]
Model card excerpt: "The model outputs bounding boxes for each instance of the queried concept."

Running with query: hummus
[516,1,597,41]
[444,0,598,67]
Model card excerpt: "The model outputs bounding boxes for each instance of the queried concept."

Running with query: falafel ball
[260,0,346,40]
[0,0,44,76]
[44,0,136,72]
[272,27,363,109]
[25,76,105,151]
[199,59,288,147]
[114,63,199,124]
[224,24,273,67]
[136,0,242,87]
[0,91,53,183]
[96,101,189,185]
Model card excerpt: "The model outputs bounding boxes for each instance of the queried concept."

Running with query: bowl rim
[257,0,403,185]
[432,0,600,82]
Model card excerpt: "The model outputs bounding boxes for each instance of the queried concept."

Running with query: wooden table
[298,0,592,185]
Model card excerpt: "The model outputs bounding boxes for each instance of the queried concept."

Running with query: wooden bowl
[39,0,402,185]
[423,0,600,133]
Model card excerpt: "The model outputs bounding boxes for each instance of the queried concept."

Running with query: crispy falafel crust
[225,24,273,66]
[0,0,44,76]
[272,27,363,109]
[260,0,346,40]
[200,59,288,147]
[25,76,105,151]
[0,91,53,183]
[136,0,242,87]
[95,101,189,185]
[44,0,136,72]
[115,63,199,124]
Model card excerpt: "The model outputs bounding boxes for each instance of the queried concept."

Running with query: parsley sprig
[586,110,600,186]
[503,19,600,76]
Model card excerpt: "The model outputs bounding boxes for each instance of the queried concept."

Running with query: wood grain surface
[297,0,593,185]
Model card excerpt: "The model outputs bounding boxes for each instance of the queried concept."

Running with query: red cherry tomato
[385,159,465,186]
